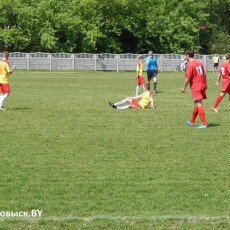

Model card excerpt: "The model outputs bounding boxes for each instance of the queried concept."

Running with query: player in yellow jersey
[0,51,16,111]
[109,83,155,110]
[135,55,145,95]
[212,54,219,73]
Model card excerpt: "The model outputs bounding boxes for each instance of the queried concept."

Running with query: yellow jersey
[139,90,153,108]
[213,56,219,64]
[136,62,143,76]
[0,61,10,83]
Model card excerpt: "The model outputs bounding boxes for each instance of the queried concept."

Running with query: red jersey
[227,62,230,79]
[185,60,207,91]
[219,61,230,80]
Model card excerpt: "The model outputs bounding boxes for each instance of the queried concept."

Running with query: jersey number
[196,65,203,75]
[220,67,225,75]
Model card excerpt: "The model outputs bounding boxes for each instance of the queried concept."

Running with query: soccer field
[0,70,229,229]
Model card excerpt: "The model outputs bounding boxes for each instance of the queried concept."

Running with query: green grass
[0,70,229,229]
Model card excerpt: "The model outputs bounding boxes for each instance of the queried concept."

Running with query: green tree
[201,0,230,54]
[0,0,228,54]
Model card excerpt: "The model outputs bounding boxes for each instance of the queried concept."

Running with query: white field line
[0,215,230,222]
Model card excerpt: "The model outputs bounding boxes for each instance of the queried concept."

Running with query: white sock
[116,105,131,110]
[0,94,5,107]
[114,99,127,106]
[0,94,8,107]
[136,85,139,95]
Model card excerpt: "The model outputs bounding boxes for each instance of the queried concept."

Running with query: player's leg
[196,100,207,128]
[186,95,207,128]
[116,98,142,110]
[212,92,226,112]
[0,88,3,97]
[136,84,140,96]
[116,105,132,110]
[214,64,217,73]
[0,84,10,110]
[0,93,9,110]
[0,93,4,108]
[136,76,145,96]
[0,85,3,101]
[187,103,198,126]
[109,97,131,109]
[147,71,152,88]
[113,97,131,106]
[149,70,158,93]
[0,85,3,103]
[188,91,207,128]
[136,76,144,96]
[115,98,133,110]
[153,76,157,93]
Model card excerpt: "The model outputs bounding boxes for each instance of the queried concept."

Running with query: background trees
[203,0,230,54]
[0,0,229,54]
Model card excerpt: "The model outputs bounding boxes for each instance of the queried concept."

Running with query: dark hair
[225,53,230,60]
[144,83,150,90]
[185,49,194,58]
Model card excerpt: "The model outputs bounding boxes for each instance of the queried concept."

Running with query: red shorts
[221,79,230,93]
[131,99,142,108]
[192,90,206,101]
[136,75,145,85]
[0,84,10,94]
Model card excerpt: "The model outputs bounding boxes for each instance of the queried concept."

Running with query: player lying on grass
[212,53,230,113]
[109,83,155,110]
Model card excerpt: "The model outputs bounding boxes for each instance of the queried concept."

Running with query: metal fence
[0,52,226,72]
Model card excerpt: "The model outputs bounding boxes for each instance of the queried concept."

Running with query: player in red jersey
[0,51,16,111]
[181,49,208,128]
[211,53,230,112]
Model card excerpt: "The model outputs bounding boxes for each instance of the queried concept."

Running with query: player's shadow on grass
[10,107,32,111]
[153,90,163,94]
[208,123,220,128]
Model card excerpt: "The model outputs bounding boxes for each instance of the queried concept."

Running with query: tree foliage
[0,0,229,54]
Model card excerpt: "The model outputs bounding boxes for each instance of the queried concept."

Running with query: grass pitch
[0,70,229,229]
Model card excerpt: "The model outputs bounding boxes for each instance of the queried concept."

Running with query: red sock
[212,95,223,108]
[198,107,207,126]
[190,107,198,124]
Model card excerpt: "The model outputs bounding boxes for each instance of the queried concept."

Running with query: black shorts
[213,63,219,67]
[147,70,157,81]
